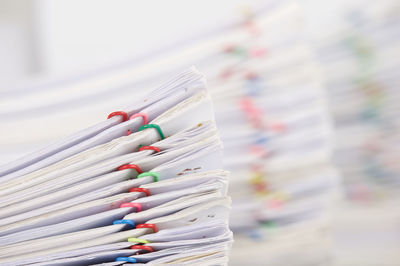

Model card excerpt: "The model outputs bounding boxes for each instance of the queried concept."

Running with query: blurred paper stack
[301,0,400,264]
[206,2,339,265]
[309,0,400,202]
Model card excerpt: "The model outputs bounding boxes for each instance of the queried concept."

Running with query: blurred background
[0,0,399,265]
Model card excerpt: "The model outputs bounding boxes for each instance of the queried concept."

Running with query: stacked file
[303,1,400,264]
[206,3,338,265]
[310,0,400,201]
[0,69,233,265]
[0,2,339,265]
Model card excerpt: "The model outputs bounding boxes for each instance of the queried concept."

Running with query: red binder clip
[107,111,128,122]
[136,223,158,233]
[130,245,154,252]
[139,146,161,153]
[120,202,142,212]
[129,187,151,197]
[118,164,142,174]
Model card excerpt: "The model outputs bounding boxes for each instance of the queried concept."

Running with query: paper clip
[139,124,165,140]
[116,257,137,263]
[113,219,135,228]
[127,113,149,135]
[128,237,150,244]
[120,202,142,212]
[251,47,267,58]
[136,223,158,233]
[107,111,128,122]
[137,172,159,182]
[130,113,149,125]
[139,146,161,153]
[130,245,154,252]
[223,44,236,53]
[118,164,142,175]
[129,187,151,196]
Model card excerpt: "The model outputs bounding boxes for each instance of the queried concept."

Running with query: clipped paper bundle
[0,69,233,265]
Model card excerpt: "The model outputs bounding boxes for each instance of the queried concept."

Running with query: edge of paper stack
[0,68,233,266]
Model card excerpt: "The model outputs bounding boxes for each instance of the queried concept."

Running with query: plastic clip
[136,223,158,233]
[107,111,128,122]
[116,257,137,263]
[129,187,151,196]
[113,219,135,228]
[137,172,159,182]
[127,113,149,135]
[130,245,154,252]
[128,237,150,244]
[118,164,142,175]
[139,146,161,153]
[120,202,142,212]
[139,124,165,140]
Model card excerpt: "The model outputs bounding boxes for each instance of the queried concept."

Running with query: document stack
[206,3,339,265]
[310,0,400,201]
[0,69,233,265]
[0,2,339,265]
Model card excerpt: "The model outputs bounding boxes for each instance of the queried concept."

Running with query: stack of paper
[0,69,233,265]
[205,3,338,265]
[309,0,400,201]
[0,2,339,265]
